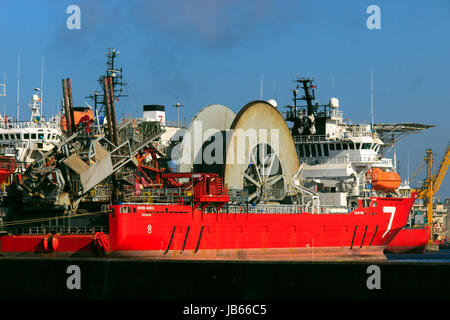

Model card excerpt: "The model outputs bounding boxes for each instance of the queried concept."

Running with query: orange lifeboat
[367,168,401,192]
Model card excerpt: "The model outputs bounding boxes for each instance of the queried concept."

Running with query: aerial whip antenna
[370,66,374,128]
[16,52,21,122]
[40,55,44,119]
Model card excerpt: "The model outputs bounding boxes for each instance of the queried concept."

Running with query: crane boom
[409,144,449,244]
[433,142,450,194]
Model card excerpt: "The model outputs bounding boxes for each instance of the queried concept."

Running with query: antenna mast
[370,66,374,128]
[259,73,264,100]
[90,48,127,120]
[40,56,44,119]
[173,102,183,127]
[331,75,336,96]
[17,52,21,122]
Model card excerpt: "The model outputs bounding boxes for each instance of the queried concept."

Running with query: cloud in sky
[49,0,308,53]
[129,0,307,49]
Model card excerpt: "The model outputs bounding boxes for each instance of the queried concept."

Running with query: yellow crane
[410,142,450,243]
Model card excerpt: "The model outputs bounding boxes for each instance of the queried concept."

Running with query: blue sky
[1,0,449,199]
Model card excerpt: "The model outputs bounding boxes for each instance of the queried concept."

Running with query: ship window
[47,134,51,140]
[52,134,56,140]
[349,143,355,150]
[342,143,348,150]
[24,133,29,139]
[0,134,3,140]
[362,143,371,149]
[298,145,304,157]
[16,134,20,140]
[119,207,130,213]
[311,144,317,157]
[329,144,335,151]
[38,133,44,140]
[305,145,311,157]
[317,144,322,157]
[31,134,36,140]
[356,143,361,149]
[336,143,342,150]
[323,144,329,156]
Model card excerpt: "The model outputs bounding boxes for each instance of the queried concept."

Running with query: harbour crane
[410,142,450,242]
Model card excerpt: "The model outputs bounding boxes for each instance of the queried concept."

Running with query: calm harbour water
[386,248,450,263]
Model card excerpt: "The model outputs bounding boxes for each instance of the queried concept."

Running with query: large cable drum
[223,101,299,203]
[172,104,235,173]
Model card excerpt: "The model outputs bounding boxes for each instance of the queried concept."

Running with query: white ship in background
[0,88,62,168]
[284,78,432,212]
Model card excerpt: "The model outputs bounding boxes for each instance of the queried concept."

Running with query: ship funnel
[143,105,166,125]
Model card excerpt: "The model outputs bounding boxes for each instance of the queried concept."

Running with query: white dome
[267,99,278,108]
[330,97,339,108]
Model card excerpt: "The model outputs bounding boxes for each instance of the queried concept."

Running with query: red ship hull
[0,195,416,261]
[384,225,430,254]
[107,196,414,261]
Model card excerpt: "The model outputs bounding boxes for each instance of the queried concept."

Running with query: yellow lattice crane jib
[410,143,450,244]
[433,143,450,198]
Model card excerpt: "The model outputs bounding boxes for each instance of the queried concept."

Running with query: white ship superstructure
[285,78,430,211]
[0,88,62,167]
